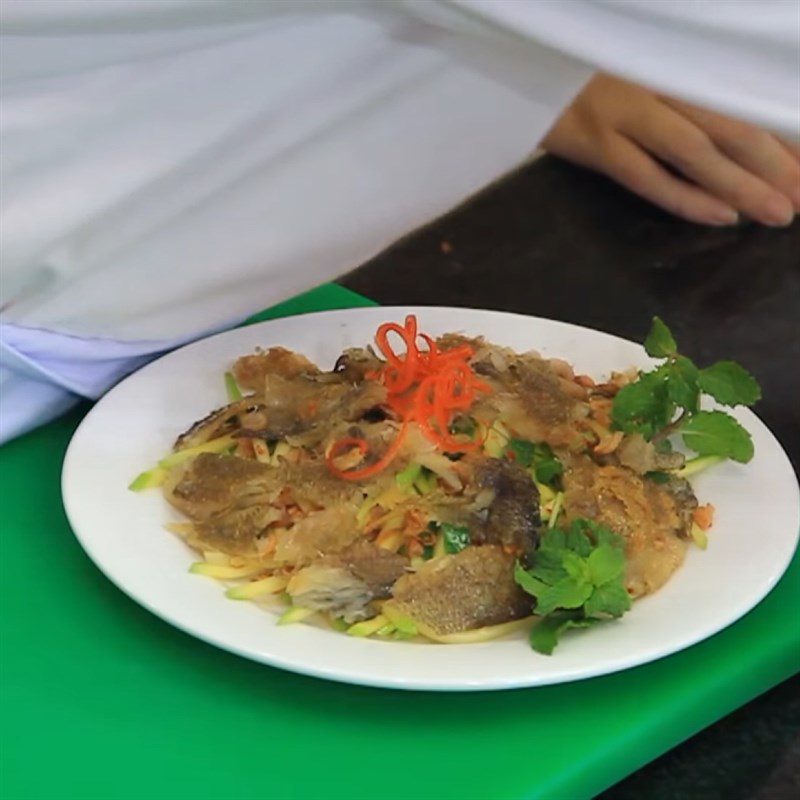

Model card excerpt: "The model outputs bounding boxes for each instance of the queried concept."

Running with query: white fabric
[452,0,800,136]
[1,0,798,442]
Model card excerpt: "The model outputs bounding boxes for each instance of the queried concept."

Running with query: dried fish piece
[389,546,530,635]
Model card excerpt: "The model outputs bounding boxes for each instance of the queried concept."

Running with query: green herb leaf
[513,561,548,598]
[561,551,591,583]
[666,356,700,413]
[563,527,593,557]
[698,361,762,407]
[568,518,624,549]
[644,316,677,358]
[613,318,760,464]
[516,518,631,653]
[441,523,470,554]
[532,443,563,486]
[587,544,626,586]
[542,527,566,550]
[529,614,598,655]
[681,410,754,463]
[584,582,632,618]
[528,549,569,585]
[534,576,593,616]
[506,440,564,488]
[506,439,536,468]
[611,368,674,439]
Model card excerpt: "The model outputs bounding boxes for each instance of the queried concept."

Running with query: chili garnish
[326,315,491,480]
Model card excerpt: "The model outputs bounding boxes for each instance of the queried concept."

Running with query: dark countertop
[340,155,800,799]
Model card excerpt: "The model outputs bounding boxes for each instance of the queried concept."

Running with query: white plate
[62,307,800,691]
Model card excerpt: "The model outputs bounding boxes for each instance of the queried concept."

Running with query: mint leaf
[529,615,564,656]
[513,561,548,598]
[587,544,626,586]
[534,576,593,616]
[666,356,700,413]
[532,443,563,487]
[520,517,632,653]
[529,550,569,585]
[506,439,535,468]
[563,527,592,558]
[441,523,470,554]
[681,410,754,463]
[644,317,677,358]
[615,318,760,462]
[698,361,762,407]
[529,614,598,655]
[568,518,623,550]
[505,440,563,488]
[541,528,566,551]
[611,368,674,439]
[584,582,632,618]
[561,551,591,583]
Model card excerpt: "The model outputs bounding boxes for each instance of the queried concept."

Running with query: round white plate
[62,307,800,691]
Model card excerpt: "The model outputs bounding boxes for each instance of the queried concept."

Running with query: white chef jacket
[1,0,798,442]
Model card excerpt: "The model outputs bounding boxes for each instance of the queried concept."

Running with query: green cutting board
[2,284,798,800]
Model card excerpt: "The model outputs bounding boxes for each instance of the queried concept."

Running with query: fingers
[543,101,740,225]
[664,99,800,213]
[778,137,800,161]
[541,73,799,227]
[593,133,740,225]
[634,102,795,226]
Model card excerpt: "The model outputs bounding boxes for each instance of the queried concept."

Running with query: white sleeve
[447,0,800,136]
[0,1,590,441]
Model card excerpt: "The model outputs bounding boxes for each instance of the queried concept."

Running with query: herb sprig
[611,317,761,463]
[504,438,563,489]
[515,519,631,654]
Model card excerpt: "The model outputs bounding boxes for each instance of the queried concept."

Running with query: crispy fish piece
[237,373,387,444]
[273,505,361,566]
[163,452,274,521]
[458,342,589,450]
[174,398,263,450]
[332,347,383,383]
[417,457,541,562]
[562,455,690,597]
[471,459,540,560]
[232,346,320,391]
[192,505,283,557]
[286,543,409,622]
[181,346,386,447]
[436,334,589,448]
[163,453,363,557]
[389,546,531,635]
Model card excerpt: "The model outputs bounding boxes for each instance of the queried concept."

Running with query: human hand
[542,74,800,227]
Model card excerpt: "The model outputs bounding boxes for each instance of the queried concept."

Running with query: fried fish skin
[287,542,409,622]
[471,458,540,561]
[163,453,362,557]
[389,546,531,635]
[562,455,690,597]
